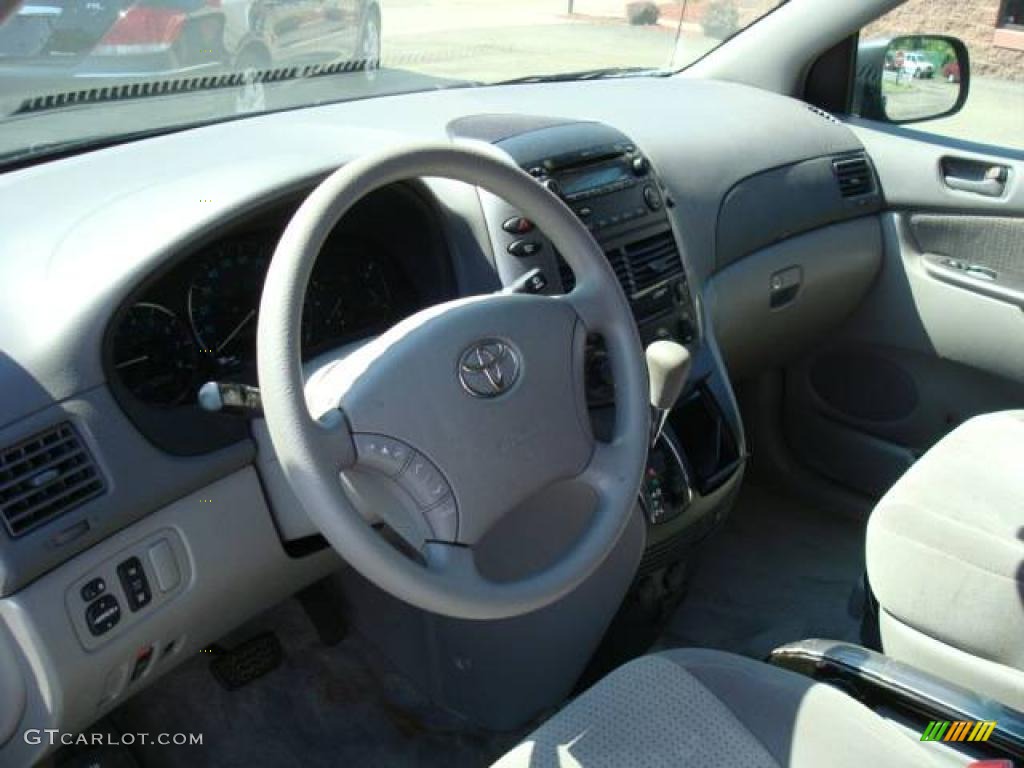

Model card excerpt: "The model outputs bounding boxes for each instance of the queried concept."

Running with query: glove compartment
[707,216,883,380]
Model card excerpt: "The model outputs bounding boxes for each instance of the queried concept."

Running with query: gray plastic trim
[841,213,1024,387]
[0,621,25,747]
[848,121,1024,213]
[707,217,883,382]
[716,153,882,270]
[0,387,253,597]
[339,500,647,730]
[686,0,904,96]
[0,467,339,767]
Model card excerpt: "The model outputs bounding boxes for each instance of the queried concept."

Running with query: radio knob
[632,156,649,176]
[542,178,563,197]
[643,184,662,211]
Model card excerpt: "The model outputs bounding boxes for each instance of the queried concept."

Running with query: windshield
[0,0,785,165]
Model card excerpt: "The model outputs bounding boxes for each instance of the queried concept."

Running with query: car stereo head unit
[454,117,699,345]
[521,141,665,236]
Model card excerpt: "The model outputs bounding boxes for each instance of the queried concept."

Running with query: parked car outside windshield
[0,0,786,165]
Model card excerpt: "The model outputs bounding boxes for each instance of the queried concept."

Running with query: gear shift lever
[646,340,691,446]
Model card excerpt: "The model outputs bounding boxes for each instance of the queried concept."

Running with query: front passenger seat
[492,648,939,767]
[867,410,1024,712]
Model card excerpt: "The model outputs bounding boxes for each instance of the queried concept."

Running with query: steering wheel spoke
[313,407,357,469]
[423,541,482,581]
[559,282,607,331]
[577,440,632,496]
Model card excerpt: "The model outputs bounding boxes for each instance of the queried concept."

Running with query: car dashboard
[0,74,885,763]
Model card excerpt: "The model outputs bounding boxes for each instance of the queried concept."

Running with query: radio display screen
[559,162,631,197]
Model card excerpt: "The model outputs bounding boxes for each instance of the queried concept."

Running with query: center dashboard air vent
[0,422,105,538]
[832,153,875,198]
[558,231,683,297]
[621,231,683,294]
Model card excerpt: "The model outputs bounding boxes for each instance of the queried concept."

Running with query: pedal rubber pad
[209,632,283,691]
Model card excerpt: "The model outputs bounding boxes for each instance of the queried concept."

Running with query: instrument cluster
[111,229,420,407]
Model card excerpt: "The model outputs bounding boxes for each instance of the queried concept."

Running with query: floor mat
[661,482,867,659]
[108,599,520,768]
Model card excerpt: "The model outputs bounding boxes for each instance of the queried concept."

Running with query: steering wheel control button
[424,496,457,540]
[80,577,106,602]
[401,454,451,509]
[354,434,412,477]
[502,216,535,235]
[117,556,152,612]
[85,594,121,636]
[458,339,521,399]
[507,239,543,258]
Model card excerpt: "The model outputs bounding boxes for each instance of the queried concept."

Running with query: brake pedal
[209,632,283,691]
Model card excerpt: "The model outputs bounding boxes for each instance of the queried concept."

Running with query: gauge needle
[217,309,256,354]
[325,298,344,326]
[115,355,150,369]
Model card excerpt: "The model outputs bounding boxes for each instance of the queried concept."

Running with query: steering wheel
[257,143,649,620]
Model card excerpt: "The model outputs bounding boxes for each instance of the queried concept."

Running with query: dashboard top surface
[0,75,863,430]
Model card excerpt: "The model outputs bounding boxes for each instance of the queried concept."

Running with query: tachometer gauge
[188,242,269,367]
[112,303,197,405]
[345,252,393,328]
[302,277,348,351]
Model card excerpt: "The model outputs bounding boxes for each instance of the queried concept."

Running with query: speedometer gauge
[112,303,197,405]
[188,241,269,366]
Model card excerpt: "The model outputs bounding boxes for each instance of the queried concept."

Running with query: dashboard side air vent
[0,422,105,538]
[832,153,874,198]
[621,231,683,294]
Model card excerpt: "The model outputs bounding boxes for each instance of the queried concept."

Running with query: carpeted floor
[104,599,520,768]
[660,481,868,659]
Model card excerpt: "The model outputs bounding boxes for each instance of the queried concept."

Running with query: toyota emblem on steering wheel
[458,339,521,398]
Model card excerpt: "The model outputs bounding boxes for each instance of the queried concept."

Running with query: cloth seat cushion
[866,410,1024,709]
[492,648,937,768]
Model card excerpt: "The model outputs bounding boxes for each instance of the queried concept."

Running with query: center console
[449,116,747,682]
[453,116,742,532]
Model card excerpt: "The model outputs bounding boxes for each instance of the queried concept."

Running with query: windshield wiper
[495,66,669,85]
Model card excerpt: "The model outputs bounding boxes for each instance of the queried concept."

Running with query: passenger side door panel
[783,127,1024,499]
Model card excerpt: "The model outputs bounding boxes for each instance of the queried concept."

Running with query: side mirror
[854,35,970,124]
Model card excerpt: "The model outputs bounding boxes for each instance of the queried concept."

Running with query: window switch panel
[117,556,152,612]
